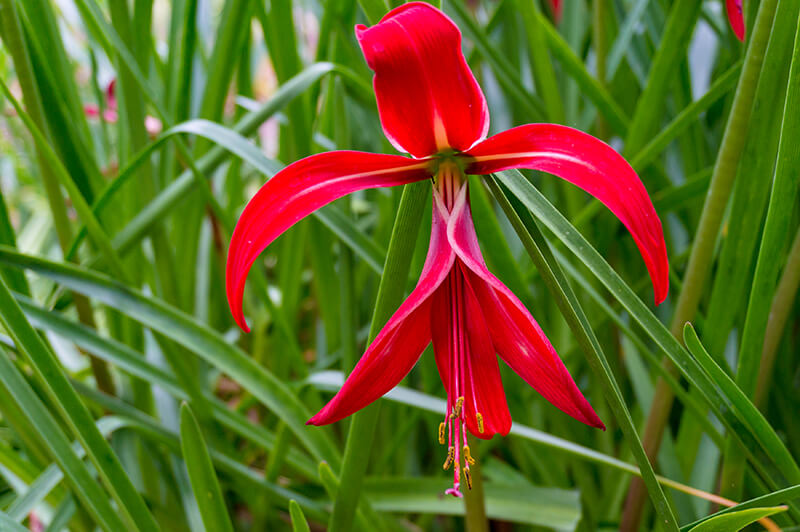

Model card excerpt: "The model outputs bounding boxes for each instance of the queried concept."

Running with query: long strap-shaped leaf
[0,246,341,470]
[180,404,235,532]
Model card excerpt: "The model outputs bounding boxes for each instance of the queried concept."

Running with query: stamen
[476,413,485,434]
[438,422,446,445]
[443,446,454,470]
[464,467,473,490]
[463,445,475,465]
[454,396,464,418]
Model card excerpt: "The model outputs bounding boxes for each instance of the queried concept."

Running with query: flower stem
[463,434,489,532]
[624,0,779,527]
[754,226,800,408]
[328,181,430,532]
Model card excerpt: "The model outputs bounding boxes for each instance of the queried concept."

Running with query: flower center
[435,159,464,211]
[434,160,482,498]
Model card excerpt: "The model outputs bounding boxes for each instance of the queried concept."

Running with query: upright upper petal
[463,124,669,305]
[308,197,456,425]
[226,151,431,331]
[356,2,489,157]
[445,187,605,429]
[726,0,745,41]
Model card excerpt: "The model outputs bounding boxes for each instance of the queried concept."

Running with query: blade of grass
[179,404,235,532]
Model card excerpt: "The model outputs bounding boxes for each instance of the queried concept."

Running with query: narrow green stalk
[625,0,779,527]
[755,227,800,408]
[329,181,429,532]
[463,434,489,532]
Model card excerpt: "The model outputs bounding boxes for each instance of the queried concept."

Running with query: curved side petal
[226,151,431,331]
[446,188,605,429]
[356,2,489,157]
[308,197,456,426]
[463,123,668,305]
[726,0,745,41]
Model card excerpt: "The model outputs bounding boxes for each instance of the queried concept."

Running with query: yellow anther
[464,467,473,490]
[463,445,475,465]
[454,396,464,418]
[476,412,484,434]
[438,422,446,445]
[443,446,454,470]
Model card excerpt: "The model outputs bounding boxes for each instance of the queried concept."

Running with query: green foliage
[0,1,798,531]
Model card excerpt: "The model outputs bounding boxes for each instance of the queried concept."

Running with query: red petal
[307,193,456,426]
[726,0,745,41]
[445,186,605,429]
[226,151,431,331]
[356,2,489,157]
[463,124,669,305]
[431,265,512,439]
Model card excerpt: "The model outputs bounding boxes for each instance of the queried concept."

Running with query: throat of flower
[437,267,483,498]
[435,159,465,211]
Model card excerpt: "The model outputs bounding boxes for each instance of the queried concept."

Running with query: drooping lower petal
[463,123,668,305]
[726,0,745,41]
[445,186,605,429]
[307,193,456,426]
[356,2,489,157]
[430,265,512,440]
[226,151,431,331]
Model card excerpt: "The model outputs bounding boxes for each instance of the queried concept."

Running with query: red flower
[84,80,162,135]
[226,2,668,496]
[725,0,745,41]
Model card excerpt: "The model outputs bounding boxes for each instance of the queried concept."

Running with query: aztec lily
[226,2,668,497]
[725,0,745,41]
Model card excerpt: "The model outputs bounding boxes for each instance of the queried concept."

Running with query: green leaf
[0,512,32,532]
[365,477,581,530]
[0,247,341,470]
[687,506,786,532]
[179,403,235,532]
[0,277,157,531]
[290,500,312,532]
